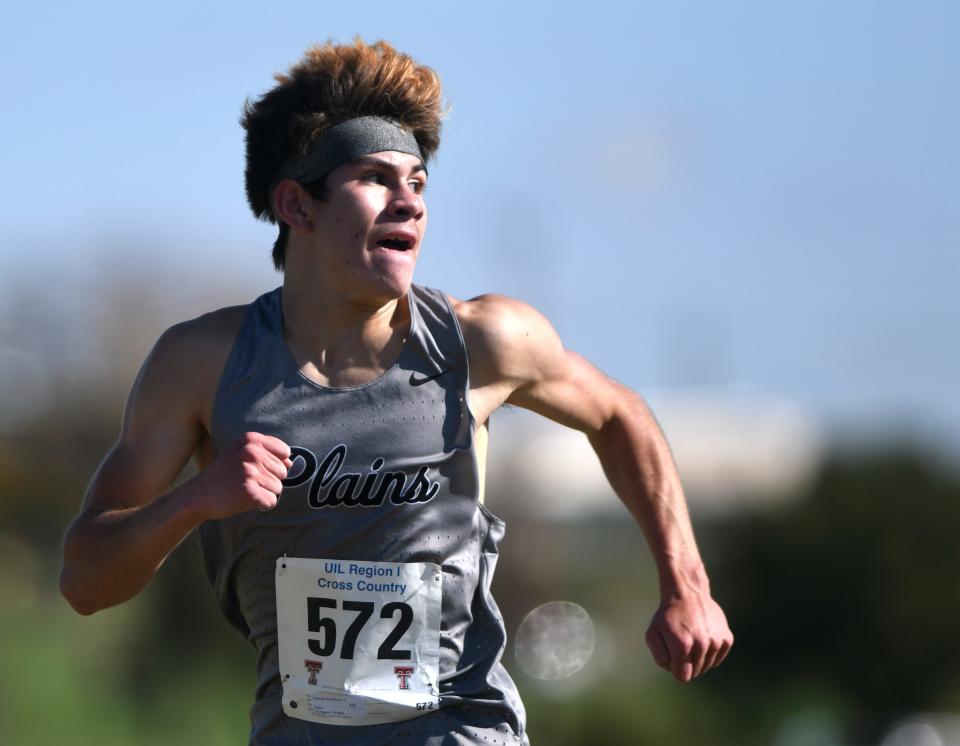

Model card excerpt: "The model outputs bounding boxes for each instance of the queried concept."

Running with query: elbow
[60,521,105,615]
[59,540,111,615]
[59,568,100,616]
[69,599,99,617]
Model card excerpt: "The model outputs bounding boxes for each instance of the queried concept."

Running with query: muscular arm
[457,294,733,682]
[60,315,291,615]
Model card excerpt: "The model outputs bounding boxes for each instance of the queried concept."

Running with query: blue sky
[2,1,958,446]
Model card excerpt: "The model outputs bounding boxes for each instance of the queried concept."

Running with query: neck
[280,270,411,385]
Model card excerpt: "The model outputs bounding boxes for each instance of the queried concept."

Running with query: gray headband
[269,116,424,217]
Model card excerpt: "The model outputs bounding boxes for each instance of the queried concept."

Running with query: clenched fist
[192,432,294,520]
[645,589,733,683]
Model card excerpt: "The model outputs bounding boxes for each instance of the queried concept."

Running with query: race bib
[275,557,442,726]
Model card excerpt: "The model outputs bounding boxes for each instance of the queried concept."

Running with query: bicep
[507,348,621,435]
[477,299,619,433]
[81,330,206,515]
[461,294,627,434]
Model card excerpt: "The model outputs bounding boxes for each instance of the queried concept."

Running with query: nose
[386,183,425,222]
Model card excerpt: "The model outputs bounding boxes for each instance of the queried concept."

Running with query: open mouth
[376,235,415,251]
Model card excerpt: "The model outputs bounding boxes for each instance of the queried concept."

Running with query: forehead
[344,151,426,174]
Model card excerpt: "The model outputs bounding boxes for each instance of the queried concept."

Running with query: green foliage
[710,450,960,743]
[0,597,249,746]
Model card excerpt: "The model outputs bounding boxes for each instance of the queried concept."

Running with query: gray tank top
[199,285,528,745]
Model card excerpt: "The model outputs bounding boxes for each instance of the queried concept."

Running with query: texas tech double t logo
[394,666,414,690]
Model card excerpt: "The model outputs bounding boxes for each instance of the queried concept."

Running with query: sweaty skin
[60,150,732,683]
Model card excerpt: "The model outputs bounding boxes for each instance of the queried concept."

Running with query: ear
[273,180,314,231]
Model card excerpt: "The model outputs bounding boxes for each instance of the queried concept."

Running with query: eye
[408,179,427,194]
[362,171,386,185]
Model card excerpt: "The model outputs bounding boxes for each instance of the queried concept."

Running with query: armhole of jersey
[209,302,257,453]
[474,422,488,505]
[440,291,486,504]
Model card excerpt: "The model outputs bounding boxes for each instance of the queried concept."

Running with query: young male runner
[61,39,732,745]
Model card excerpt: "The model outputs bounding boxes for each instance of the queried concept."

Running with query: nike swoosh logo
[409,369,451,386]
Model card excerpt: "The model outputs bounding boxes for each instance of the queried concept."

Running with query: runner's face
[308,151,428,303]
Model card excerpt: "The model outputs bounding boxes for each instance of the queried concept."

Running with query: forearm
[588,390,708,600]
[60,478,208,615]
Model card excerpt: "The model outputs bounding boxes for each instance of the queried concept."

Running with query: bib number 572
[307,598,414,660]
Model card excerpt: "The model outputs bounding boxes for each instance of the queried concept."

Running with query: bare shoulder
[151,303,249,399]
[149,304,248,387]
[448,293,565,384]
[446,293,570,424]
[127,303,250,435]
[448,292,546,334]
[448,292,620,432]
[159,304,249,354]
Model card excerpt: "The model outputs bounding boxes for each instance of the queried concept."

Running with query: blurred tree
[709,449,960,743]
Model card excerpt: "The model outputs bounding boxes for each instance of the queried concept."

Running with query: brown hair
[241,38,445,271]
